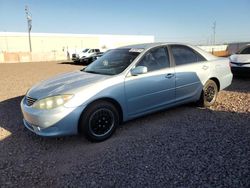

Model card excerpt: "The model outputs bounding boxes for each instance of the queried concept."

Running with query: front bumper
[231,66,250,76]
[20,97,85,137]
[72,57,80,62]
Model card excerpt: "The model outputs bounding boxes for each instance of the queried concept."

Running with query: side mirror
[131,66,148,76]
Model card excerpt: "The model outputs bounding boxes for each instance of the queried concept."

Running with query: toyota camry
[21,43,233,141]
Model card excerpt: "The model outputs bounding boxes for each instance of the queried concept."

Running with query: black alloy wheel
[89,108,115,137]
[79,101,119,142]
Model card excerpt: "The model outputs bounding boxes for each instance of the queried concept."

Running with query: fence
[0,52,67,63]
[198,45,230,57]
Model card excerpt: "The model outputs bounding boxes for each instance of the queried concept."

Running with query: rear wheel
[198,80,218,107]
[79,101,119,142]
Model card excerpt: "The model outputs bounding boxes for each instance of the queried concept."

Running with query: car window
[136,47,170,72]
[171,45,206,66]
[240,47,250,54]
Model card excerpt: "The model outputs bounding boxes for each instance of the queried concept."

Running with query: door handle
[165,73,175,79]
[202,65,209,70]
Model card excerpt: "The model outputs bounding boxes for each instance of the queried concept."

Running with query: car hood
[27,71,110,99]
[230,54,250,63]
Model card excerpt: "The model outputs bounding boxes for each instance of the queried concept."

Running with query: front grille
[72,54,78,58]
[231,62,243,66]
[231,62,250,66]
[25,96,37,106]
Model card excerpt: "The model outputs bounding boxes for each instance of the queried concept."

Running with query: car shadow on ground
[224,76,250,93]
[59,61,86,66]
[0,77,249,187]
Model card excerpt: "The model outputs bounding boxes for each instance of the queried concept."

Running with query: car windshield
[83,49,89,53]
[239,46,250,54]
[83,49,141,75]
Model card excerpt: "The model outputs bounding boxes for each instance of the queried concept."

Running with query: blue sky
[0,0,250,44]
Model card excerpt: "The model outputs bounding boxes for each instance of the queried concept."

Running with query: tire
[198,80,218,107]
[79,101,119,142]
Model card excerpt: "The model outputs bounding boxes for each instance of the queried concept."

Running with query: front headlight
[33,94,73,110]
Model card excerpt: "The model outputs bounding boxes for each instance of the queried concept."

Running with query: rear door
[88,49,95,57]
[169,45,210,102]
[125,46,175,116]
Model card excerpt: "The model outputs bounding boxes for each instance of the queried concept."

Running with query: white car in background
[230,44,250,75]
[72,49,100,63]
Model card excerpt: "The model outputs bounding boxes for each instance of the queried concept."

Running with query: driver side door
[124,47,175,117]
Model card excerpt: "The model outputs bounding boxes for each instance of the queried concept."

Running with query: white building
[0,32,154,53]
[0,32,154,63]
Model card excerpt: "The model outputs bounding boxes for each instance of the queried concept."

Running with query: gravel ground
[0,61,249,187]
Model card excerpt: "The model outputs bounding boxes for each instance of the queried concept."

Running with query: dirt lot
[0,61,249,187]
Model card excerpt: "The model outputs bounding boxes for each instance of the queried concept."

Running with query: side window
[240,47,250,54]
[171,45,206,66]
[136,47,170,72]
[89,50,93,53]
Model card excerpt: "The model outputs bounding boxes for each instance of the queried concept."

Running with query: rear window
[171,45,206,66]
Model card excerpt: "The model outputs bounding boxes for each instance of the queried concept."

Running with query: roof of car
[118,42,218,61]
[119,42,186,50]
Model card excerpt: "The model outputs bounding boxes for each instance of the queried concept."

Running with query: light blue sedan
[21,43,233,141]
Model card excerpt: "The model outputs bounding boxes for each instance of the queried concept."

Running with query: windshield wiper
[84,70,101,74]
[84,70,115,76]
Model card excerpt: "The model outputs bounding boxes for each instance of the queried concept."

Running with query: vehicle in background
[230,44,250,76]
[21,43,233,142]
[72,49,100,63]
[80,52,104,64]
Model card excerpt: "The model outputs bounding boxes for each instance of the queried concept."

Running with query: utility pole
[212,21,216,45]
[25,5,32,52]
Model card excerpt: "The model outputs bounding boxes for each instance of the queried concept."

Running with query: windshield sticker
[103,60,109,66]
[129,48,144,53]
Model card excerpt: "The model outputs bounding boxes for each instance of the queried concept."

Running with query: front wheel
[79,101,119,142]
[198,80,218,107]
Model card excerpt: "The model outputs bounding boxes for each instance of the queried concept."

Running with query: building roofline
[0,32,154,38]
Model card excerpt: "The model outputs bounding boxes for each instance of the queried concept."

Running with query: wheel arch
[209,77,220,91]
[78,97,124,132]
